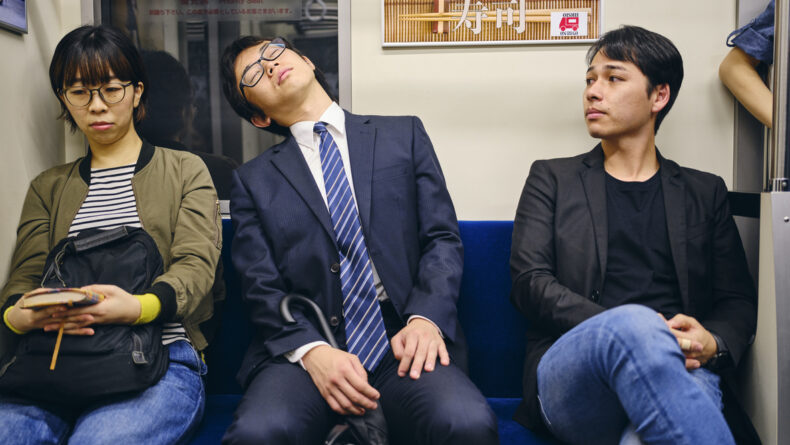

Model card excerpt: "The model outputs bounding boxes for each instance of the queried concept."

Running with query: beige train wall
[0,1,86,284]
[351,0,738,220]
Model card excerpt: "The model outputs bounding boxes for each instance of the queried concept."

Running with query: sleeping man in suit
[218,36,498,444]
[510,26,758,444]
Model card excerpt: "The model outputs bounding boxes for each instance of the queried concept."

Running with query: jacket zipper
[214,199,222,249]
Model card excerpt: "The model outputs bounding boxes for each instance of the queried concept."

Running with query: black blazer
[510,145,758,442]
[230,112,465,387]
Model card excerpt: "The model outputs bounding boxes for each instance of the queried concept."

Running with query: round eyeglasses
[239,37,287,100]
[62,82,134,107]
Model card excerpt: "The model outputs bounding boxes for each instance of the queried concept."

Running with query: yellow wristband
[3,306,26,335]
[133,293,161,325]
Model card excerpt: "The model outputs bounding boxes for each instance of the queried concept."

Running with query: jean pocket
[169,341,207,376]
[191,346,208,376]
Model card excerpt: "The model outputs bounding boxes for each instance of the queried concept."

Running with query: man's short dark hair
[49,25,149,132]
[138,50,193,145]
[220,36,337,136]
[586,25,683,133]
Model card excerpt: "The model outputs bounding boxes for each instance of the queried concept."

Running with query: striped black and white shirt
[69,164,187,345]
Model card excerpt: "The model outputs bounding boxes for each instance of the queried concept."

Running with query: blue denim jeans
[0,340,206,445]
[537,305,734,445]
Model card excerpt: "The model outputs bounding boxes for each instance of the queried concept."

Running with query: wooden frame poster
[383,0,602,47]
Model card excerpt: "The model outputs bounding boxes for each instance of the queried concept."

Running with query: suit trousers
[222,348,498,445]
[537,304,734,445]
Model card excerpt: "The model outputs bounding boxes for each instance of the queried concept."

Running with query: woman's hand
[44,284,142,334]
[6,289,70,333]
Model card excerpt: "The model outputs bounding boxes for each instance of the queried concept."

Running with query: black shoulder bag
[0,226,169,406]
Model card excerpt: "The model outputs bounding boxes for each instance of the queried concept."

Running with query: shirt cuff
[407,315,444,338]
[133,293,161,325]
[3,306,26,335]
[284,341,331,370]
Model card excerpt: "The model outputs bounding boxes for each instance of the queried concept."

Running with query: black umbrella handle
[279,294,340,349]
[280,294,389,445]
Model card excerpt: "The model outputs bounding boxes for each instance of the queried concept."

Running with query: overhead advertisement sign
[383,0,602,47]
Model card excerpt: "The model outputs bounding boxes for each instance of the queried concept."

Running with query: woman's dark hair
[49,25,149,132]
[586,25,683,133]
[220,36,337,136]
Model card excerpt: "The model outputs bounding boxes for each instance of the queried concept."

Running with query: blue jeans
[0,340,206,445]
[537,305,734,445]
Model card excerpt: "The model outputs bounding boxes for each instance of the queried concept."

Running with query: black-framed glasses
[239,37,287,100]
[62,82,134,107]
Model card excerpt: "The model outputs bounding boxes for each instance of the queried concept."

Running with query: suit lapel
[580,145,608,284]
[270,137,336,241]
[659,154,690,311]
[345,112,376,230]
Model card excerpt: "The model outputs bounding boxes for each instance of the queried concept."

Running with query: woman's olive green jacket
[1,142,222,352]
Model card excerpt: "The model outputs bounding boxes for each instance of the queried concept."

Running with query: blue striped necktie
[314,122,389,371]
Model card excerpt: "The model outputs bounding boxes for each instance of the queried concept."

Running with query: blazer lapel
[345,112,376,230]
[580,145,608,285]
[270,137,336,241]
[659,154,690,311]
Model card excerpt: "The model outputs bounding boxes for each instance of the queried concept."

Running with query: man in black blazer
[511,26,758,444]
[218,36,497,444]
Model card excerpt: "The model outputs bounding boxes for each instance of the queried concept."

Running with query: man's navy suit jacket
[230,111,464,388]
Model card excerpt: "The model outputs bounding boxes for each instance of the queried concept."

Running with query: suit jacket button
[330,263,341,274]
[329,316,340,327]
[591,290,601,303]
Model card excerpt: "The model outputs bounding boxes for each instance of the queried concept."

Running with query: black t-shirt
[601,171,683,316]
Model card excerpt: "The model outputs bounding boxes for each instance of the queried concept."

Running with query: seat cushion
[457,221,528,398]
[189,394,241,444]
[488,398,559,445]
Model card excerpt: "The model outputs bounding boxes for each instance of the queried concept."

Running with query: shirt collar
[290,102,346,152]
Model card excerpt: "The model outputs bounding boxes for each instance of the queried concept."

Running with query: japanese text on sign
[145,0,300,21]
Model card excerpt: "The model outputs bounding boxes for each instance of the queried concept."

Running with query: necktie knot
[313,122,328,134]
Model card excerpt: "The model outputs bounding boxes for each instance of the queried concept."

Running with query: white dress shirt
[284,103,441,366]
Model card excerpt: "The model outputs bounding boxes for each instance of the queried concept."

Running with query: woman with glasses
[0,25,221,444]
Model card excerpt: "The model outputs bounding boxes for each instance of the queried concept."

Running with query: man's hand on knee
[659,313,717,369]
[302,345,380,416]
[391,318,450,380]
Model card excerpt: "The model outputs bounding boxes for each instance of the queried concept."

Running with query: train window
[100,0,342,167]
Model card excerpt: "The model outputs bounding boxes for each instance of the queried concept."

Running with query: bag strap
[72,226,130,253]
[41,247,68,288]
